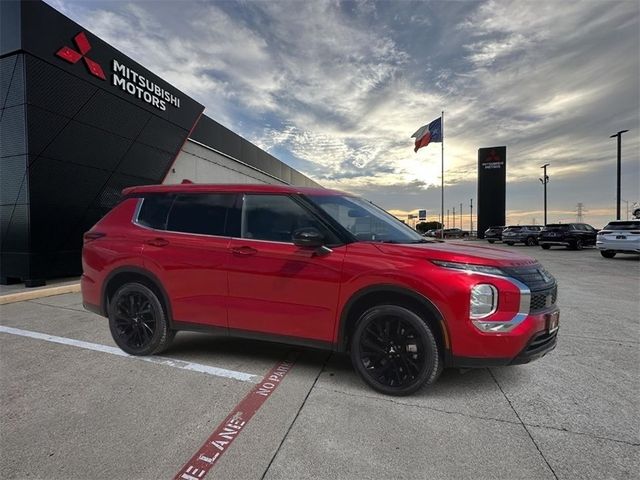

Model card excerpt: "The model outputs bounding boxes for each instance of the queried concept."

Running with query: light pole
[610,130,629,220]
[539,164,550,225]
[447,209,450,228]
[453,207,456,228]
[470,198,473,234]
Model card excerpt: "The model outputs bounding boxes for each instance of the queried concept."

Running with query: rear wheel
[526,237,537,246]
[600,250,616,258]
[571,238,583,250]
[487,240,495,244]
[541,244,551,250]
[350,305,442,396]
[505,242,514,246]
[108,283,174,355]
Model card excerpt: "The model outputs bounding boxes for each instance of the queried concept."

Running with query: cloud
[46,0,639,228]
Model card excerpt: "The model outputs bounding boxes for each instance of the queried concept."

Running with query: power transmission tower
[575,203,587,222]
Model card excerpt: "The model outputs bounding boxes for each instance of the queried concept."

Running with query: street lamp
[610,130,629,220]
[539,163,550,226]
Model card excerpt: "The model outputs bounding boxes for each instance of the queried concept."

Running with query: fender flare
[336,284,448,353]
[102,266,174,327]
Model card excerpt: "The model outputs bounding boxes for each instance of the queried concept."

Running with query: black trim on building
[0,0,317,285]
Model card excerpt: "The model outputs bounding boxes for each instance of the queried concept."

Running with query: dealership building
[0,0,318,286]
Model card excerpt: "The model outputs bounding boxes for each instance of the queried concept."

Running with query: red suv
[82,184,559,395]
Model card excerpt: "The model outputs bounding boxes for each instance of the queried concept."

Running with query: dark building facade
[0,0,317,285]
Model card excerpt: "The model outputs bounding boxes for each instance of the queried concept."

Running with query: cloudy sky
[48,0,639,227]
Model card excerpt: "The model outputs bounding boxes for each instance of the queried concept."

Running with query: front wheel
[541,244,551,250]
[108,283,174,355]
[600,250,616,258]
[526,237,537,246]
[350,305,442,396]
[487,240,495,244]
[505,242,514,246]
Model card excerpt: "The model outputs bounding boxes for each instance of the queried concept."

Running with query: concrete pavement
[1,246,638,479]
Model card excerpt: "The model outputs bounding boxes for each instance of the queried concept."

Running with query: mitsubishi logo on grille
[56,32,106,80]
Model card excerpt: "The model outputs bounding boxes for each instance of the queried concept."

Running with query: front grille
[530,286,557,312]
[523,330,558,356]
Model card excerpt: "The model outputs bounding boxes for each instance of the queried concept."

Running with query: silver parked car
[596,220,640,258]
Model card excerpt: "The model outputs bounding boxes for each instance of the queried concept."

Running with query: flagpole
[441,110,444,239]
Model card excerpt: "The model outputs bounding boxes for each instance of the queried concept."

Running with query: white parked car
[596,220,640,258]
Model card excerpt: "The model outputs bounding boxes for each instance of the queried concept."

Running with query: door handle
[231,246,258,256]
[145,237,169,247]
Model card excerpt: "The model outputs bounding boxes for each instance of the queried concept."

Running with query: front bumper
[447,308,560,368]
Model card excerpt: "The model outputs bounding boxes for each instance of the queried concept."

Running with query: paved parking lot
[1,245,638,479]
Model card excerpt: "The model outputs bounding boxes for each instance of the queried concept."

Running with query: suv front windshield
[308,195,429,244]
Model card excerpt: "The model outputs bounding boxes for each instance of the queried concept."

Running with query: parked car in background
[502,225,543,246]
[539,223,598,250]
[423,229,437,237]
[82,183,559,396]
[596,220,640,258]
[435,228,469,239]
[484,226,505,243]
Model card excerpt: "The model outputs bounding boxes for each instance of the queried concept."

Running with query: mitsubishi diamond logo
[56,32,106,80]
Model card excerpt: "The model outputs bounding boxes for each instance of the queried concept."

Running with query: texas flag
[411,117,442,152]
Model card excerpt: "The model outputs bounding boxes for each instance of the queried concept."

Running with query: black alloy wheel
[350,305,441,396]
[526,237,536,246]
[571,238,583,250]
[108,283,174,355]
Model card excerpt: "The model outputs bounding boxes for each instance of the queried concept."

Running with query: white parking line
[0,325,259,383]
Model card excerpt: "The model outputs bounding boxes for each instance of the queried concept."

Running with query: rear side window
[167,194,238,236]
[137,195,173,230]
[546,224,571,231]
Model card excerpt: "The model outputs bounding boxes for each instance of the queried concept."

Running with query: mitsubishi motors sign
[13,1,202,130]
[111,59,181,111]
[55,31,182,112]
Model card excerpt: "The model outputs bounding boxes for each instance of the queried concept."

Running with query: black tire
[487,240,495,244]
[600,250,616,258]
[526,237,536,246]
[505,242,514,246]
[350,305,442,396]
[541,244,551,250]
[108,282,174,355]
[571,238,583,250]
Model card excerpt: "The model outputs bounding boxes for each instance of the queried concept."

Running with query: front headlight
[431,260,504,276]
[470,284,498,319]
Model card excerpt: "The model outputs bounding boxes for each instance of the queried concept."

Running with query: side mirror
[292,227,324,248]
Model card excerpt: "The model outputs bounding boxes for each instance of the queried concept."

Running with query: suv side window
[242,194,335,243]
[137,195,173,230]
[167,194,238,236]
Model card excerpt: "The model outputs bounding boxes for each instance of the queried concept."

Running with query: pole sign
[477,147,506,239]
[418,210,427,220]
